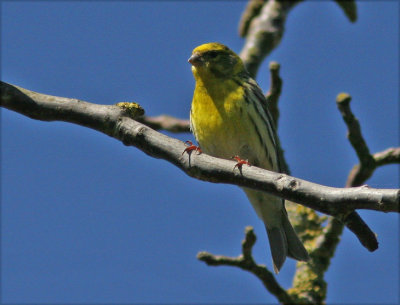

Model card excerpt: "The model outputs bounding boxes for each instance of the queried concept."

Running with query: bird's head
[188,42,245,80]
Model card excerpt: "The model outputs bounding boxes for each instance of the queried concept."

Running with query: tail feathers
[266,226,288,274]
[242,188,308,273]
[282,212,309,262]
[266,211,309,274]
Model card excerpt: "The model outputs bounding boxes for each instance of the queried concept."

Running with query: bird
[188,42,309,273]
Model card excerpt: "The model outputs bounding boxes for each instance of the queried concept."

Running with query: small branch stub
[116,102,145,118]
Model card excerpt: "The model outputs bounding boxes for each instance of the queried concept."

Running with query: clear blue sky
[2,1,399,304]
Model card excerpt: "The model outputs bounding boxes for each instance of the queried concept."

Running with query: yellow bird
[188,42,309,273]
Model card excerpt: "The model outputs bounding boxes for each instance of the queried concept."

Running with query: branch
[239,0,358,78]
[276,202,331,303]
[137,115,190,133]
[1,81,399,244]
[265,61,282,127]
[335,92,381,248]
[264,61,290,175]
[290,90,399,302]
[347,147,400,189]
[336,93,376,187]
[239,0,301,78]
[288,212,342,304]
[238,0,267,38]
[374,147,400,166]
[326,93,400,251]
[198,227,293,304]
[336,93,400,191]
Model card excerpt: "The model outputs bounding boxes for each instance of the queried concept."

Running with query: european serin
[188,42,309,273]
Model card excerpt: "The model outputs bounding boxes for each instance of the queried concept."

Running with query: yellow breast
[190,78,250,158]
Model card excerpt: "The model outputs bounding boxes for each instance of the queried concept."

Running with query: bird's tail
[266,209,309,273]
[243,189,309,274]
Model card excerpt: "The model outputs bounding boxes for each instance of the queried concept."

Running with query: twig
[336,93,376,187]
[198,227,293,304]
[265,61,282,127]
[137,115,190,133]
[374,147,400,166]
[264,61,289,175]
[347,147,400,190]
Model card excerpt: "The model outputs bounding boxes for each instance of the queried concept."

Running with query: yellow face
[188,42,244,79]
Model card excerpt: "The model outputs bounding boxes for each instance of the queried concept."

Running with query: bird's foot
[182,141,202,155]
[233,156,251,169]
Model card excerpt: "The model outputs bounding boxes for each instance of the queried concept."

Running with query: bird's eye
[207,51,218,59]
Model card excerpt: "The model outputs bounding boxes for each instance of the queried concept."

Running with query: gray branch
[137,115,190,133]
[239,0,301,77]
[1,81,399,246]
[239,0,357,78]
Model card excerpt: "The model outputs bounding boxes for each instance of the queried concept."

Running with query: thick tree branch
[238,0,266,38]
[239,0,301,78]
[2,82,399,242]
[239,0,357,78]
[198,227,293,304]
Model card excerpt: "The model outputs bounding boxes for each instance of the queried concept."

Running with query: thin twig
[374,147,400,166]
[137,115,190,133]
[197,227,293,304]
[336,93,376,187]
[265,61,282,127]
[264,61,289,175]
[347,147,400,190]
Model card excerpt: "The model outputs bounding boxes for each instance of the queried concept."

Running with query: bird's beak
[188,53,203,66]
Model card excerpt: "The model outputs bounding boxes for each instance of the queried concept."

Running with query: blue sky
[1,1,399,304]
